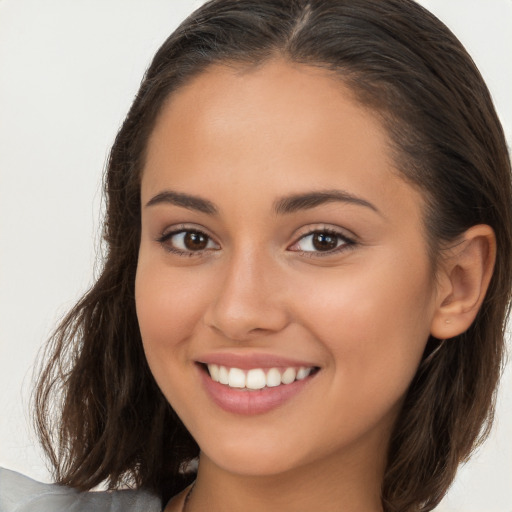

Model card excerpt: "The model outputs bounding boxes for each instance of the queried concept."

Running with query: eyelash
[156,226,356,258]
[290,228,356,258]
[156,226,218,257]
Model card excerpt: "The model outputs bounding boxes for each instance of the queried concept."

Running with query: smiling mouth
[201,363,320,391]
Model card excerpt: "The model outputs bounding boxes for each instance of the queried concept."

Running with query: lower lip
[198,365,316,415]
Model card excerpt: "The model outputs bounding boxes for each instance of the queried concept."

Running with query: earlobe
[430,224,496,340]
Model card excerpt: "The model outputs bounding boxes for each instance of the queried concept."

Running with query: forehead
[147,60,382,166]
[142,59,423,224]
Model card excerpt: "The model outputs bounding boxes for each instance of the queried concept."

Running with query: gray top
[0,468,162,512]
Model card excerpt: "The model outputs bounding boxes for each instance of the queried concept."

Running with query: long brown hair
[34,1,512,510]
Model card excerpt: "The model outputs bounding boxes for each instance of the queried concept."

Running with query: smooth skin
[135,60,495,512]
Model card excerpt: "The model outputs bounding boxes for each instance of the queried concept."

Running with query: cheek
[135,257,209,371]
[292,254,435,396]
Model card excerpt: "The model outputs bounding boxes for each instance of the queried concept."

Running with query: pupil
[184,232,208,250]
[312,232,337,251]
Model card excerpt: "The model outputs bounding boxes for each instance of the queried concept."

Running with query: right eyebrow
[145,190,218,215]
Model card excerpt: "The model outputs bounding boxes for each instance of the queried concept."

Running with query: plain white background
[0,1,511,510]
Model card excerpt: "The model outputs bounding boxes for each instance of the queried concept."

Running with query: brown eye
[184,231,208,250]
[289,229,354,255]
[159,229,219,254]
[312,232,338,251]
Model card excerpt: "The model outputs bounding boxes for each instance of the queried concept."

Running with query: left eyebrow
[273,190,381,216]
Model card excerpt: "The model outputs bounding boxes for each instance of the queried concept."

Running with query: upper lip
[196,352,319,370]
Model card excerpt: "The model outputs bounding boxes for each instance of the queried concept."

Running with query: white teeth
[209,364,220,382]
[218,365,229,385]
[206,364,315,389]
[228,367,246,388]
[281,367,296,384]
[296,367,312,380]
[246,369,266,390]
[266,367,282,387]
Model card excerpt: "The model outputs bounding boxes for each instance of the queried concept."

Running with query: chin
[196,430,316,477]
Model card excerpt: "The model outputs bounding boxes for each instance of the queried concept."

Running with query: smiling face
[135,60,438,482]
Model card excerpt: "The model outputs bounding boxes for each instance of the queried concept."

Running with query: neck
[187,438,387,512]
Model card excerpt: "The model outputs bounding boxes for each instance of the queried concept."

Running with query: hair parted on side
[34,1,512,510]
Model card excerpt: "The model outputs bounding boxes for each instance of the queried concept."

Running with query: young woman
[1,1,510,511]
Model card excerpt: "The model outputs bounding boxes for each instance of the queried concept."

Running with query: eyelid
[158,223,215,240]
[288,224,357,256]
[155,223,357,257]
[156,223,220,255]
[292,223,357,241]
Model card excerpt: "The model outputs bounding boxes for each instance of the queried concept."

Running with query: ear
[430,225,496,340]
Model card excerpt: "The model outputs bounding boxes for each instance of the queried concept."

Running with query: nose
[203,247,290,342]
